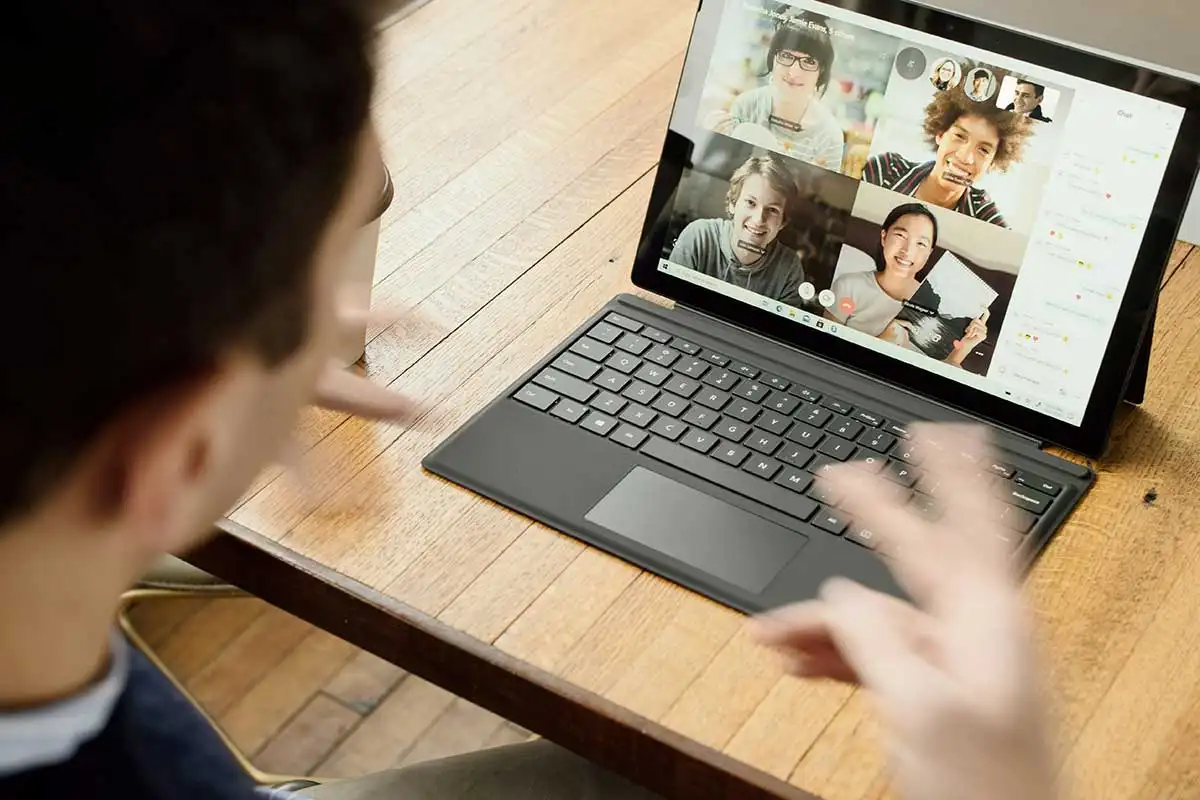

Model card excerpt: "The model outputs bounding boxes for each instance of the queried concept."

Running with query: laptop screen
[652,0,1191,428]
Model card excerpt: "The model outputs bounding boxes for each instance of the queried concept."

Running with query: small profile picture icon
[965,67,997,102]
[929,57,961,92]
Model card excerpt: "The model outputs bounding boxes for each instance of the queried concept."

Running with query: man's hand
[751,425,1059,800]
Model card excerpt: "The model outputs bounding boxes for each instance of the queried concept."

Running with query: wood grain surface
[191,1,1200,797]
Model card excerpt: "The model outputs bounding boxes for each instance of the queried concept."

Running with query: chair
[117,555,321,790]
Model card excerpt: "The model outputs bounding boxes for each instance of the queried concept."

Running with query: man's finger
[314,362,417,422]
[817,578,938,698]
[824,467,947,605]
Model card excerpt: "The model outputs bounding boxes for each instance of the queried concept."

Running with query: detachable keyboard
[512,310,1068,553]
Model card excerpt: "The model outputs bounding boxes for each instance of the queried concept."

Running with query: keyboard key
[743,456,782,480]
[616,333,652,355]
[777,445,814,470]
[664,376,701,398]
[818,436,857,462]
[774,467,813,493]
[605,353,641,374]
[795,386,822,403]
[808,478,843,506]
[642,438,818,522]
[730,362,759,378]
[533,369,596,402]
[806,454,838,479]
[915,475,942,497]
[649,416,687,441]
[852,453,886,473]
[702,350,730,367]
[797,403,832,428]
[646,346,679,367]
[909,494,941,521]
[579,411,618,436]
[680,429,717,454]
[746,430,783,456]
[642,327,672,344]
[785,422,824,448]
[813,507,850,536]
[593,369,630,392]
[591,391,627,416]
[674,339,701,355]
[726,401,761,423]
[767,393,801,415]
[885,421,912,439]
[611,424,648,449]
[702,370,739,390]
[714,442,751,467]
[734,381,769,402]
[570,338,613,362]
[550,399,588,423]
[1014,471,1062,497]
[845,525,880,550]
[895,444,923,465]
[763,374,791,391]
[1000,504,1037,533]
[986,461,1016,479]
[514,383,559,411]
[714,418,752,442]
[619,403,657,428]
[677,358,709,379]
[996,483,1053,514]
[859,429,897,454]
[634,363,670,386]
[552,352,600,381]
[854,410,883,427]
[623,381,659,405]
[887,464,920,488]
[831,417,864,441]
[588,321,624,344]
[682,406,718,429]
[605,312,642,332]
[651,393,689,417]
[821,397,854,415]
[757,411,793,435]
[695,389,730,411]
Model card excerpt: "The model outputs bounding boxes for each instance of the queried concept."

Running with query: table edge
[189,519,820,800]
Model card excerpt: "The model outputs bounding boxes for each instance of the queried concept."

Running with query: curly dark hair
[922,87,1034,172]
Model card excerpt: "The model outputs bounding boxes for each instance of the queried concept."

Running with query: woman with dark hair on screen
[827,202,987,366]
[704,11,845,171]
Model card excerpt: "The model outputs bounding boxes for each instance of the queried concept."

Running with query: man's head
[1012,81,1046,114]
[1,1,376,579]
[973,72,989,95]
[765,13,835,99]
[725,155,799,264]
[922,89,1033,193]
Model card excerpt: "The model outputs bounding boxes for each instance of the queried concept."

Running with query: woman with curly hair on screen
[863,84,1034,228]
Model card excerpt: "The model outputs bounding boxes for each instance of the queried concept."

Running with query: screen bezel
[630,0,1200,458]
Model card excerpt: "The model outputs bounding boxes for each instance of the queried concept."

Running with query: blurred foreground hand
[752,424,1059,800]
[312,295,416,422]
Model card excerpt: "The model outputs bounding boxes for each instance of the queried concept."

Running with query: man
[1007,80,1054,122]
[0,3,1061,800]
[0,2,655,798]
[668,154,807,302]
[864,88,1035,228]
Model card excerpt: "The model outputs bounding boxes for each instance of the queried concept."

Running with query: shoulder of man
[968,187,1009,228]
[863,151,910,186]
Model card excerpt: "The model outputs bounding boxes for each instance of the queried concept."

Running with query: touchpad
[584,467,807,595]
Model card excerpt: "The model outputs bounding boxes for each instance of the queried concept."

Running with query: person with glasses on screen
[704,12,845,171]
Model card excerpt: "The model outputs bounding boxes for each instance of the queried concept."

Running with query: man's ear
[85,366,245,553]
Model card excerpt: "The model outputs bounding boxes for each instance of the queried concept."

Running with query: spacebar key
[642,437,818,523]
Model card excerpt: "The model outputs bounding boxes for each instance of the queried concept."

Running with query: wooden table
[190,1,1200,797]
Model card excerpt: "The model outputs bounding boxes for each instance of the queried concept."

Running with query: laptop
[424,0,1200,613]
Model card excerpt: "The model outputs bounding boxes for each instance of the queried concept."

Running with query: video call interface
[658,0,1186,425]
